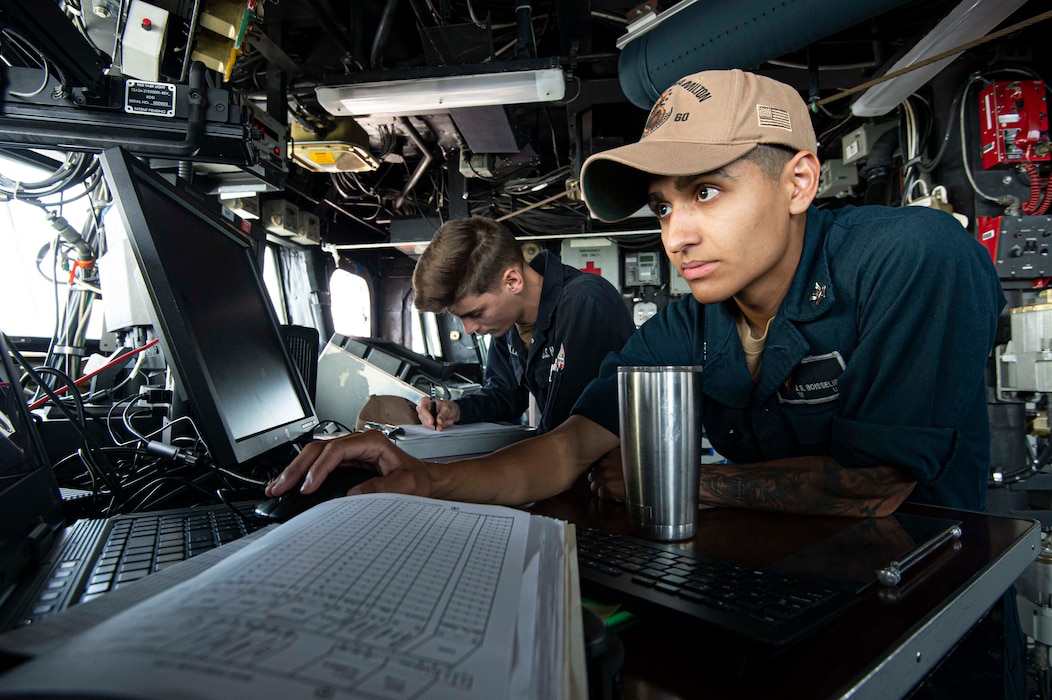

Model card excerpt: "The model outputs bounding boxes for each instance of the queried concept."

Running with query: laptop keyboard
[575,526,856,647]
[20,505,268,627]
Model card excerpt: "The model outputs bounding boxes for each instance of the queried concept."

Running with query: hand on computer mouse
[256,465,379,522]
[264,430,437,502]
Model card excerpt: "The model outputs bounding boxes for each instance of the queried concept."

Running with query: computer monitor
[98,147,319,467]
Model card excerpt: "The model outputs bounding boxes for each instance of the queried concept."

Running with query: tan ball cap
[581,69,818,222]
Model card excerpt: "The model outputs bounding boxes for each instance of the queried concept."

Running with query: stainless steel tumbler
[617,365,704,541]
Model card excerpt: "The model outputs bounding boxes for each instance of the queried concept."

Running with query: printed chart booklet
[0,494,586,699]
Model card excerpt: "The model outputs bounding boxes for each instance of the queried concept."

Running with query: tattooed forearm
[698,456,916,517]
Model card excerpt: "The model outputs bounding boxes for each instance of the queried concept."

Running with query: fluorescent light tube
[316,69,566,117]
[850,0,1029,117]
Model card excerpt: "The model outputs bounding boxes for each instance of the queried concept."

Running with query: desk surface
[529,490,1041,700]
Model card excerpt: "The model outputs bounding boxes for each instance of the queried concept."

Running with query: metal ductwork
[617,0,915,109]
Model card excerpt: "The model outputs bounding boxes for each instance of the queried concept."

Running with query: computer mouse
[255,466,378,522]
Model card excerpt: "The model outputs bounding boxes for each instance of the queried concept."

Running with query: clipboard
[390,422,537,459]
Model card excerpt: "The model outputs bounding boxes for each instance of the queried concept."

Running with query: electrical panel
[979,80,1051,169]
[222,196,259,220]
[624,251,662,287]
[262,199,299,237]
[291,211,321,246]
[817,158,859,199]
[841,121,897,165]
[977,215,1052,280]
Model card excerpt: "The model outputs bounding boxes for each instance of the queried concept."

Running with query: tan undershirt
[516,321,536,351]
[736,314,774,381]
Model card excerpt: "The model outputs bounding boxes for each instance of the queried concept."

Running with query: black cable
[51,447,100,508]
[215,488,263,522]
[917,79,970,174]
[6,337,124,498]
[315,419,355,435]
[992,437,1052,485]
[132,472,229,513]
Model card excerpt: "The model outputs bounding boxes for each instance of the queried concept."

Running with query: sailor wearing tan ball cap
[268,69,1015,697]
[272,64,1001,537]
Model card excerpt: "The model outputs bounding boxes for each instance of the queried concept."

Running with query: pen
[876,523,963,587]
[429,386,439,429]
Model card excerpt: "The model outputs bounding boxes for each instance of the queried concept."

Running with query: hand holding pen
[416,396,461,431]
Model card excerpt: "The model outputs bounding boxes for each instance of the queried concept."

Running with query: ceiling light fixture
[315,68,567,117]
[850,0,1029,117]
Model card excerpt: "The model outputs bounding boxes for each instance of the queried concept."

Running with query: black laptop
[0,331,265,635]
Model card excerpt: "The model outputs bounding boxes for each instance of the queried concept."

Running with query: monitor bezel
[98,147,319,467]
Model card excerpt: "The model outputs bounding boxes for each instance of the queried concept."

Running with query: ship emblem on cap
[642,89,673,137]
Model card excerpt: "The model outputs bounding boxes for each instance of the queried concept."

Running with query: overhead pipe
[617,0,915,109]
[371,0,405,69]
[515,2,537,59]
[394,116,435,212]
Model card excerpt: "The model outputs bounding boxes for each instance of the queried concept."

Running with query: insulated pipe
[861,126,899,207]
[617,0,914,109]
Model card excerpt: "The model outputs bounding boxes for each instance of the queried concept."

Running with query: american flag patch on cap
[757,105,792,131]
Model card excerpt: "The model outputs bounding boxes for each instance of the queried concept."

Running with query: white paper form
[0,494,537,700]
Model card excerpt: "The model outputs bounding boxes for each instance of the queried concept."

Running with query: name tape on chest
[778,351,845,404]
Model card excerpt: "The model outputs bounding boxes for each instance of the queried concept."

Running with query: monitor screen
[99,147,319,467]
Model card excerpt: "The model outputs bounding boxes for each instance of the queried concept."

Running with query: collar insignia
[810,282,826,305]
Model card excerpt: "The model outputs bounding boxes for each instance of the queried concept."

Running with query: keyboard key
[156,552,184,563]
[188,528,214,543]
[576,526,852,647]
[116,569,149,584]
[28,506,266,625]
